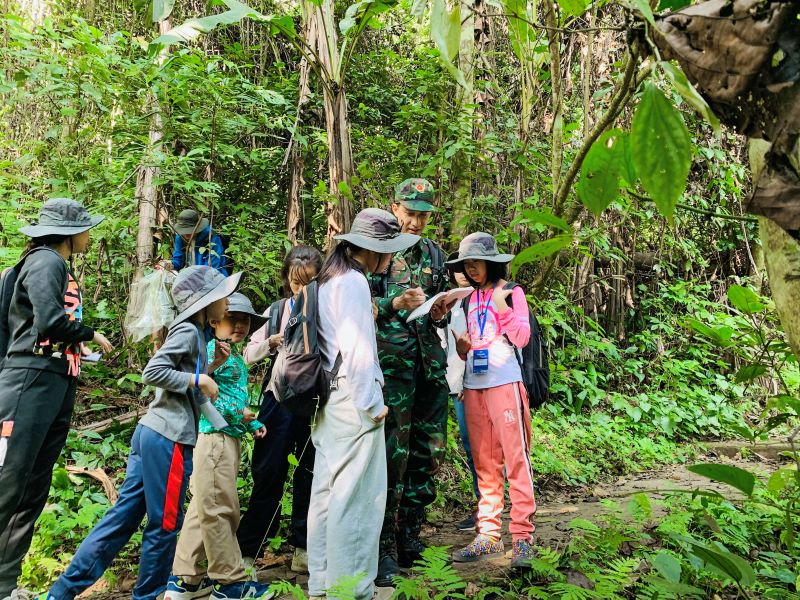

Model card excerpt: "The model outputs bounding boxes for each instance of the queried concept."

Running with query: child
[46,265,242,600]
[307,209,418,600]
[168,292,273,600]
[0,198,113,599]
[441,258,480,532]
[238,245,323,573]
[446,232,536,568]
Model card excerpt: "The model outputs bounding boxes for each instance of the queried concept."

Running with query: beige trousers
[172,432,247,584]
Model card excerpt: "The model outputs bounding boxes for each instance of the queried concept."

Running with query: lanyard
[476,290,491,339]
[289,297,295,312]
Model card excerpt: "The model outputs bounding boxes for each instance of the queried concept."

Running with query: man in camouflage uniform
[372,179,450,586]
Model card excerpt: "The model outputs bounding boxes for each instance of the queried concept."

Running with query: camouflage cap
[394,178,435,212]
[445,232,514,265]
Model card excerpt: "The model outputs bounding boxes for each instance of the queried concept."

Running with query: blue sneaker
[164,576,214,599]
[211,581,275,599]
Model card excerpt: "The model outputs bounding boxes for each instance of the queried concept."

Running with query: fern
[393,546,467,599]
[546,582,597,600]
[326,572,364,600]
[591,557,638,599]
[266,580,308,599]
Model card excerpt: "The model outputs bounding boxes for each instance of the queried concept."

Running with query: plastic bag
[124,269,177,342]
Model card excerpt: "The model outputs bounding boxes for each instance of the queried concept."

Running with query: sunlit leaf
[734,364,767,383]
[521,209,570,232]
[687,463,755,496]
[660,61,720,134]
[727,285,765,315]
[430,0,466,87]
[511,235,572,276]
[652,551,681,583]
[577,129,626,216]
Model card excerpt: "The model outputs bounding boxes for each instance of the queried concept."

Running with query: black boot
[397,508,427,568]
[375,538,399,587]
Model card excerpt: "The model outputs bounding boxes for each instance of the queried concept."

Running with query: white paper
[406,287,474,322]
[199,401,230,430]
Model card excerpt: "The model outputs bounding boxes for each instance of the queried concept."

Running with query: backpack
[270,282,341,417]
[0,247,55,363]
[461,282,550,408]
[371,237,446,298]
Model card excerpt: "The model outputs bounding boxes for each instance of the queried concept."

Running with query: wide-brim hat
[445,232,514,265]
[171,266,243,327]
[19,198,104,237]
[226,292,268,335]
[173,209,210,236]
[334,208,420,254]
[394,178,436,212]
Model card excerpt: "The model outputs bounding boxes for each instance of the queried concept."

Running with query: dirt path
[82,444,789,598]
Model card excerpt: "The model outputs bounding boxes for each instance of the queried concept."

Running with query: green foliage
[393,546,467,599]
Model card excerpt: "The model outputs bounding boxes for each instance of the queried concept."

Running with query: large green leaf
[151,0,175,22]
[521,209,570,232]
[340,0,397,35]
[727,285,766,314]
[511,235,572,276]
[652,551,681,583]
[557,0,588,17]
[734,364,767,383]
[430,0,466,86]
[687,463,756,496]
[630,84,692,221]
[504,0,534,62]
[660,61,720,134]
[622,0,655,26]
[576,129,626,216]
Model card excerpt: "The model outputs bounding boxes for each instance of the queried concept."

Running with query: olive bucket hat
[226,292,268,335]
[173,209,210,236]
[19,198,104,237]
[334,208,420,253]
[445,232,515,266]
[394,178,436,212]
[171,265,243,327]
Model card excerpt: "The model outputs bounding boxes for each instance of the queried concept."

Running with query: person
[371,179,450,586]
[0,198,113,599]
[447,232,536,568]
[441,259,480,532]
[307,208,418,600]
[170,209,228,275]
[167,292,273,600]
[45,265,242,600]
[237,246,323,573]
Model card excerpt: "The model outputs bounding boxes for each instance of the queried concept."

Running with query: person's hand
[457,391,464,401]
[370,406,390,423]
[92,331,114,354]
[453,329,471,357]
[268,333,284,351]
[392,287,426,312]
[493,286,513,312]
[243,408,257,423]
[253,425,267,439]
[210,341,231,372]
[197,373,219,401]
[430,297,459,321]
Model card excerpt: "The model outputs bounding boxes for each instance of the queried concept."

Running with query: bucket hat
[334,208,420,254]
[226,292,268,335]
[171,265,242,327]
[394,178,436,212]
[173,209,210,236]
[19,198,104,237]
[445,232,514,265]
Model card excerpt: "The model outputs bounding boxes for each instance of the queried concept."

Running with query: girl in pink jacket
[447,232,536,568]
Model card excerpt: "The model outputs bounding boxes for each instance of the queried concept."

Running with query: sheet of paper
[406,287,474,322]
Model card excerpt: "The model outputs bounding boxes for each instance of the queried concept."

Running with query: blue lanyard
[289,297,295,312]
[476,290,490,339]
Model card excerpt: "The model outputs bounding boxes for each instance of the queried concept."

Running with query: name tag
[472,349,489,375]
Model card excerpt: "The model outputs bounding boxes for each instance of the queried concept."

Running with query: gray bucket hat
[173,209,210,236]
[171,265,243,327]
[226,292,268,335]
[19,198,104,237]
[446,232,514,265]
[334,208,420,253]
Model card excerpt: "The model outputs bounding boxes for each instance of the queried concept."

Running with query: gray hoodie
[140,321,207,446]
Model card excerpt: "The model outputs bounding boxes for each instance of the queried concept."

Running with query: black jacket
[4,248,94,374]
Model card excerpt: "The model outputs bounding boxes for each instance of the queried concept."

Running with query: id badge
[472,348,489,375]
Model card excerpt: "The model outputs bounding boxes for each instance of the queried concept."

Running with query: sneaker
[511,538,535,568]
[210,581,275,599]
[455,512,476,532]
[451,534,504,563]
[164,576,214,600]
[290,547,309,573]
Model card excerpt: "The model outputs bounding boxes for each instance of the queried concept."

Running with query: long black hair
[24,234,71,254]
[282,245,323,297]
[461,260,508,289]
[317,242,365,285]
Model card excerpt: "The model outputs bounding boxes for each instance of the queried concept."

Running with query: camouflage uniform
[371,179,449,563]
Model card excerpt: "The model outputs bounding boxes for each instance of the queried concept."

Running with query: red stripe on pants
[162,443,184,531]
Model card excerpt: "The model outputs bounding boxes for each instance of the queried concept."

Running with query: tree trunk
[134,19,169,281]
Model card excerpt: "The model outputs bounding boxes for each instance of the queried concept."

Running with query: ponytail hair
[317,242,364,285]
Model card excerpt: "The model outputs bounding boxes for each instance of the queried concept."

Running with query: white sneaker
[290,547,309,573]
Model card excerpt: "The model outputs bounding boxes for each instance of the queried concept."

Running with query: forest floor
[77,438,793,599]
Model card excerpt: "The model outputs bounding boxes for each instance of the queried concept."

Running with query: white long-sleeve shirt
[318,269,385,418]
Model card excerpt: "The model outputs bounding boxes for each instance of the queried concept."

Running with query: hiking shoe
[452,534,504,563]
[210,581,275,599]
[455,512,476,532]
[511,538,535,569]
[398,534,425,568]
[290,547,309,573]
[164,576,214,600]
[375,553,399,587]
